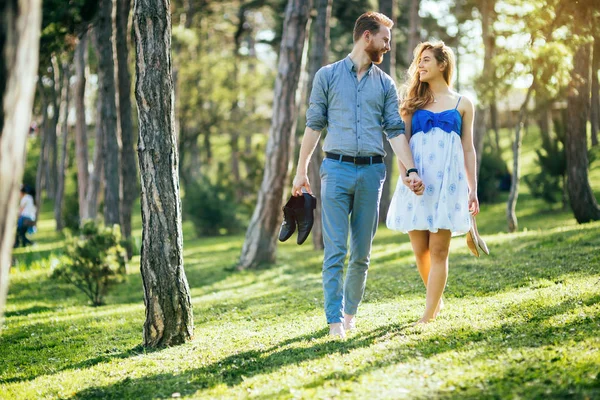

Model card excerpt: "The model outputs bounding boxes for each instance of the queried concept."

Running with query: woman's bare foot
[434,297,445,318]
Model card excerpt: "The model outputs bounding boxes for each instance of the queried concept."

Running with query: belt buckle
[353,156,358,164]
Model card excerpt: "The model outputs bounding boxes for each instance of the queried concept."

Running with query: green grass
[2,129,600,399]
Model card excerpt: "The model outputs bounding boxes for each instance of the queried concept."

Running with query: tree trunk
[565,43,600,223]
[133,0,194,347]
[473,106,487,175]
[116,0,137,250]
[506,85,534,232]
[238,0,312,269]
[379,0,397,224]
[35,81,48,217]
[536,100,553,151]
[54,62,71,231]
[490,102,500,153]
[46,56,61,201]
[305,0,332,250]
[86,82,104,220]
[591,36,599,147]
[0,0,42,327]
[406,0,420,65]
[94,0,121,227]
[75,31,90,221]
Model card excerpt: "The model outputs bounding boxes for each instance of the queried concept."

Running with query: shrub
[478,150,510,203]
[183,175,242,236]
[51,221,127,306]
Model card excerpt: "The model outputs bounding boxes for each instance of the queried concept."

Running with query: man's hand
[292,174,312,196]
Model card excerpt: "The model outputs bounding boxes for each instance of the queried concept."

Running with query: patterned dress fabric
[387,99,471,236]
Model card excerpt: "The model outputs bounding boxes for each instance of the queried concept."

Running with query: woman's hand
[468,191,480,216]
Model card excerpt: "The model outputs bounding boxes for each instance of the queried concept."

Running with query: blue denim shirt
[306,56,405,157]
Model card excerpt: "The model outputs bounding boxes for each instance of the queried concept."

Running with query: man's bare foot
[329,322,346,339]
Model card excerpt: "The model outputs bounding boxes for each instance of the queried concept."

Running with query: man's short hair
[353,12,393,43]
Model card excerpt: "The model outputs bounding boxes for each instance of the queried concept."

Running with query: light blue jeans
[320,157,387,324]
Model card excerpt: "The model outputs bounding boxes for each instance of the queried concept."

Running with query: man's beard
[366,43,385,64]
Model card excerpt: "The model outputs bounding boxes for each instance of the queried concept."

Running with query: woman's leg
[408,230,430,285]
[420,229,452,323]
[408,230,444,317]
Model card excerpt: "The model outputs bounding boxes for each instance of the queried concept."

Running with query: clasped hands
[404,173,424,196]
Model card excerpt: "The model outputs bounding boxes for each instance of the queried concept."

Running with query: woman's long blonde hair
[400,41,456,117]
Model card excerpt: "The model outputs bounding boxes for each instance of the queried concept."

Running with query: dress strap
[454,96,462,109]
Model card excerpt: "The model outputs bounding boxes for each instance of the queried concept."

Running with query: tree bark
[591,36,599,147]
[507,85,534,232]
[473,106,487,176]
[94,0,122,227]
[35,81,48,217]
[565,43,600,223]
[238,0,312,269]
[134,0,194,347]
[0,0,42,327]
[75,31,90,221]
[116,0,137,248]
[86,78,104,220]
[46,56,61,201]
[54,62,71,231]
[379,0,397,224]
[305,0,332,250]
[406,0,420,65]
[490,102,500,153]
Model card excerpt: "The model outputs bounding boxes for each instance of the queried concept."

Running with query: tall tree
[565,43,600,223]
[54,61,71,231]
[378,0,397,224]
[116,0,137,248]
[238,0,312,269]
[406,0,420,65]
[591,35,599,147]
[94,0,121,227]
[306,0,332,250]
[134,0,194,347]
[0,0,42,326]
[74,31,90,221]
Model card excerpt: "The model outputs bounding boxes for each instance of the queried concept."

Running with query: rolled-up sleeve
[306,67,328,131]
[382,80,405,139]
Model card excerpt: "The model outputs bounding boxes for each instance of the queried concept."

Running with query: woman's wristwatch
[406,168,419,176]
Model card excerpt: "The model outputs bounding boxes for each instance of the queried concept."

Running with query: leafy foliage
[478,149,510,203]
[183,174,243,237]
[51,221,127,306]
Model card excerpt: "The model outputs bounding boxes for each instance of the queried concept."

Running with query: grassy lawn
[2,129,600,399]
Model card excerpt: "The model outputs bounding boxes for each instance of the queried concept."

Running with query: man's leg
[344,163,386,320]
[321,159,353,326]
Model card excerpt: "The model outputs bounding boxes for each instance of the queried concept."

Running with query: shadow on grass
[256,295,600,399]
[68,324,411,399]
[0,344,149,385]
[68,291,599,400]
[4,305,56,318]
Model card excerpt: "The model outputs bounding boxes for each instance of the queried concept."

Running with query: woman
[14,184,37,248]
[387,41,479,324]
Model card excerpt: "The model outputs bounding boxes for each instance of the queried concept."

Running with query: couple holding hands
[290,12,480,338]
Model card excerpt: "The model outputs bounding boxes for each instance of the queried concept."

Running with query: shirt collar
[344,55,374,75]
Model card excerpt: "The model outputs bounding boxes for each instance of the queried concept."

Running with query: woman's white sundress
[387,97,471,236]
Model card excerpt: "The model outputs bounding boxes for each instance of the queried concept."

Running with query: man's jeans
[320,157,386,324]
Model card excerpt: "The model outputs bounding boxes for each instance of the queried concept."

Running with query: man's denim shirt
[306,56,405,157]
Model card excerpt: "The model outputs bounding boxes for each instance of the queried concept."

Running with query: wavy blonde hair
[400,41,455,117]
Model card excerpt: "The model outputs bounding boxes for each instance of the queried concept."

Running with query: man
[292,12,423,338]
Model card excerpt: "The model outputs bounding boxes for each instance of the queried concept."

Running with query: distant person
[291,12,423,338]
[14,185,37,248]
[387,41,480,324]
